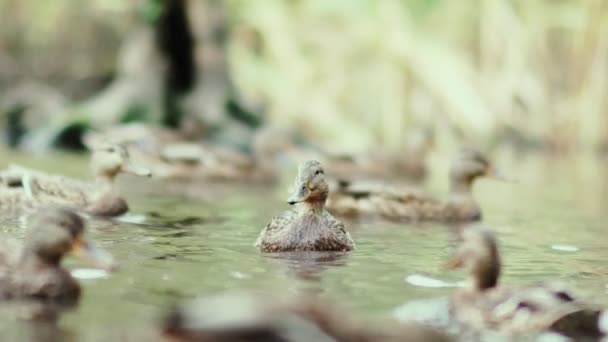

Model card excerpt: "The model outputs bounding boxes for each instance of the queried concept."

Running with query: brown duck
[324,128,434,183]
[446,227,605,339]
[255,160,355,252]
[0,142,151,217]
[327,148,502,222]
[89,124,298,183]
[162,290,451,342]
[0,207,114,307]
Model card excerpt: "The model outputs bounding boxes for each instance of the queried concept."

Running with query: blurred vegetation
[1,0,608,153]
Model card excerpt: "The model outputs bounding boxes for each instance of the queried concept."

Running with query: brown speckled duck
[327,148,501,222]
[89,124,298,183]
[0,142,151,217]
[0,207,114,307]
[255,160,354,252]
[446,227,605,339]
[162,291,451,342]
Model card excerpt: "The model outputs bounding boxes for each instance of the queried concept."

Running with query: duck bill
[70,237,117,271]
[121,162,152,177]
[287,183,309,205]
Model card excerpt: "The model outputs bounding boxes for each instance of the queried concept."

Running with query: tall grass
[1,0,607,153]
[228,0,608,153]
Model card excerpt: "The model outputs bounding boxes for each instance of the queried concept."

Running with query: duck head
[23,207,115,270]
[90,143,152,182]
[287,161,328,209]
[449,148,503,193]
[444,227,501,291]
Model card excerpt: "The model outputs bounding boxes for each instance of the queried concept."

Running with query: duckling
[0,207,114,307]
[256,160,355,252]
[162,291,451,342]
[445,227,605,339]
[0,142,151,217]
[327,148,501,222]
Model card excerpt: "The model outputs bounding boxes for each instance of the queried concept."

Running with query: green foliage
[142,0,165,24]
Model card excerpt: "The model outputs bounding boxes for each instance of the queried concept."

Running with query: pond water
[1,149,608,341]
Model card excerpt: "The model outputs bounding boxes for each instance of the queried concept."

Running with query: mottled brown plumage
[0,142,151,217]
[256,160,354,252]
[327,148,499,222]
[446,228,604,339]
[89,124,299,182]
[0,208,114,308]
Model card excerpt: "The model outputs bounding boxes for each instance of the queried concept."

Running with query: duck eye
[315,169,323,175]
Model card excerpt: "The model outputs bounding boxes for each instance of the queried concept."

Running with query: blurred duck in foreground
[0,142,151,217]
[0,208,114,311]
[162,291,451,342]
[323,128,434,183]
[327,148,502,222]
[85,124,301,183]
[256,160,355,252]
[446,227,606,339]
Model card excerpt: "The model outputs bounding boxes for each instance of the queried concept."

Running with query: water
[1,150,608,340]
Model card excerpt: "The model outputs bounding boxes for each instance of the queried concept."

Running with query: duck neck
[297,200,325,216]
[94,173,116,194]
[449,177,473,196]
[18,249,61,270]
[470,258,501,292]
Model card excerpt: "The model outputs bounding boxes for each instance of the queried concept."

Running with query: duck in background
[323,127,434,183]
[0,142,151,217]
[256,160,354,252]
[0,207,114,317]
[327,148,503,223]
[445,227,605,340]
[85,124,301,183]
[162,290,452,342]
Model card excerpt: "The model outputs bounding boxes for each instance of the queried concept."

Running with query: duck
[445,227,605,339]
[326,148,501,222]
[162,290,451,342]
[0,207,114,308]
[0,142,152,217]
[255,160,355,252]
[87,124,299,183]
[322,127,434,183]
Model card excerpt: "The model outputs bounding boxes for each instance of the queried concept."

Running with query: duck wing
[327,179,441,220]
[255,209,298,251]
[1,164,92,206]
[322,211,355,251]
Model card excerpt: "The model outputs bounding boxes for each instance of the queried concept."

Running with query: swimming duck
[446,227,605,339]
[0,142,151,217]
[255,160,355,252]
[162,291,451,342]
[327,148,501,222]
[88,124,298,182]
[323,128,434,182]
[0,207,114,307]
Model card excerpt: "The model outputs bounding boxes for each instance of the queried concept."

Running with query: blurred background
[2,0,608,155]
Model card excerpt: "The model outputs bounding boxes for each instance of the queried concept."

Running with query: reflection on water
[1,152,608,340]
[262,252,349,285]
